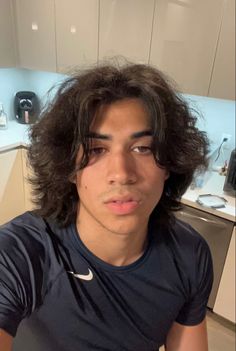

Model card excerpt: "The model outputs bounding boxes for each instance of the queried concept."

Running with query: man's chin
[103,219,148,237]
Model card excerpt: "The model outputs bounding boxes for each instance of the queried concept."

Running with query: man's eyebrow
[87,130,153,140]
[131,130,153,139]
[87,132,111,140]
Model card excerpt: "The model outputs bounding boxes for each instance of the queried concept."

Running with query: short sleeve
[176,237,213,326]
[0,215,45,336]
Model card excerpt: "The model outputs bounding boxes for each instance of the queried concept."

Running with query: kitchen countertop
[182,173,235,222]
[0,120,30,152]
[1,121,235,222]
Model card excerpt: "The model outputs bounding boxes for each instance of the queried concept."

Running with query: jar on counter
[0,102,8,130]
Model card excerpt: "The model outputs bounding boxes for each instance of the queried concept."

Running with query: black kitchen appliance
[223,148,236,197]
[14,91,40,124]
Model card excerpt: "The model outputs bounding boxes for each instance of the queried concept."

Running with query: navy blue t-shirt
[0,212,213,351]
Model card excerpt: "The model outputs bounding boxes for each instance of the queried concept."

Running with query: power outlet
[221,133,232,149]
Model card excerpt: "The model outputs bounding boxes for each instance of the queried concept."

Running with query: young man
[0,63,213,351]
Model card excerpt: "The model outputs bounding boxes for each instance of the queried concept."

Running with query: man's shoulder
[171,217,208,246]
[1,211,44,227]
[0,211,75,260]
[151,217,211,259]
[0,211,49,249]
[150,217,213,290]
[165,217,212,267]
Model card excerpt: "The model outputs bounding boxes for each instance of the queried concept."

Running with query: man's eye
[89,147,106,155]
[132,146,152,154]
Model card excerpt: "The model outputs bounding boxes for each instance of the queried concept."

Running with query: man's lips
[104,195,141,204]
[104,196,141,215]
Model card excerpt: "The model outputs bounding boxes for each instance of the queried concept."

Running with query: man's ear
[69,173,76,184]
[165,170,170,181]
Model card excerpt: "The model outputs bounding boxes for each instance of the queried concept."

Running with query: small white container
[0,102,8,130]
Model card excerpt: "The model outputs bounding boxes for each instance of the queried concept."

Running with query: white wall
[184,94,235,163]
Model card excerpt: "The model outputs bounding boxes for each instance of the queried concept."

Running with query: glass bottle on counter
[0,102,8,130]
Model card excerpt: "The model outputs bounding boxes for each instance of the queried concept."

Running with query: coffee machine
[14,91,40,124]
[224,149,236,197]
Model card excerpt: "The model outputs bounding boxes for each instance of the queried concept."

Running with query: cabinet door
[149,0,224,96]
[21,148,34,211]
[99,0,154,63]
[55,0,99,73]
[214,227,235,323]
[208,0,235,100]
[15,0,56,72]
[0,0,17,67]
[0,149,25,225]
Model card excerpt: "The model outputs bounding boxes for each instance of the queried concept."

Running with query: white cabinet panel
[213,227,236,323]
[15,0,56,72]
[99,0,155,63]
[55,0,99,73]
[208,0,235,100]
[0,0,17,67]
[149,0,224,95]
[214,227,235,323]
[0,149,25,225]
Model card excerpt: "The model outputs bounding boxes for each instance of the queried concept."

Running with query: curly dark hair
[28,62,209,226]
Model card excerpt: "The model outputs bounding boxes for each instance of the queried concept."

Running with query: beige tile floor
[159,310,235,351]
[207,310,235,351]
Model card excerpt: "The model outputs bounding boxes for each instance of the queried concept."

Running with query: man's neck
[76,219,148,267]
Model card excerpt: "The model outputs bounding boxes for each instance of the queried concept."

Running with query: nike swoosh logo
[67,269,94,281]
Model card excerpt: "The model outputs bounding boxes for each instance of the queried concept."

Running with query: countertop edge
[181,198,235,222]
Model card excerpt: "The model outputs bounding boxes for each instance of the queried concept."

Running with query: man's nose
[106,152,137,185]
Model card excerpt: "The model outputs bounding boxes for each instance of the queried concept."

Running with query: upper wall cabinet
[1,0,235,99]
[14,0,56,72]
[55,0,99,73]
[0,0,17,67]
[149,0,224,96]
[99,0,155,64]
[208,0,235,100]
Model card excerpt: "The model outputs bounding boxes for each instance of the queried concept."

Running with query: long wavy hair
[28,62,209,226]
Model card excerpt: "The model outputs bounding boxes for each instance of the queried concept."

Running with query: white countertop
[0,120,30,152]
[1,121,235,222]
[182,173,235,222]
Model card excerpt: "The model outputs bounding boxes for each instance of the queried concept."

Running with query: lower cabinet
[0,148,25,225]
[0,147,33,226]
[21,148,34,212]
[214,227,235,323]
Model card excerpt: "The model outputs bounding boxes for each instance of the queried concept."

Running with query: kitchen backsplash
[183,93,235,155]
[0,67,235,163]
[0,68,66,122]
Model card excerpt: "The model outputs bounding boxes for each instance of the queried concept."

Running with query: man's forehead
[86,130,153,140]
[91,98,151,124]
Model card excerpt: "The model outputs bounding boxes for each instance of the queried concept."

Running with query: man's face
[74,98,169,237]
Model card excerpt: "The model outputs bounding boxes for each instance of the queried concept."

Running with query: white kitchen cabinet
[208,0,235,100]
[55,0,99,73]
[0,148,25,225]
[214,227,235,323]
[14,0,56,72]
[149,0,224,96]
[0,0,17,67]
[99,0,154,64]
